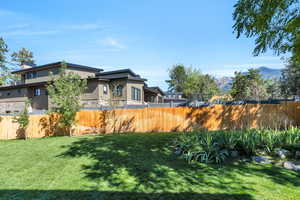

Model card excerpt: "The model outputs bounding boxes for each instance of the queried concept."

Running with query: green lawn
[0,133,299,200]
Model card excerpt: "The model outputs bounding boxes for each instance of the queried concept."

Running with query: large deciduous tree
[231,68,268,101]
[166,65,219,101]
[47,62,87,135]
[233,0,300,64]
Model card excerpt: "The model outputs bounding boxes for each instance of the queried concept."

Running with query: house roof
[96,68,147,82]
[0,77,109,91]
[144,86,165,95]
[12,61,103,74]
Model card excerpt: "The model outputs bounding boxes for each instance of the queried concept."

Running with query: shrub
[13,101,30,139]
[172,128,300,164]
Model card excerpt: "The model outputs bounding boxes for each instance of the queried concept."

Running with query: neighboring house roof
[144,86,165,95]
[164,91,184,95]
[97,68,147,82]
[12,61,103,74]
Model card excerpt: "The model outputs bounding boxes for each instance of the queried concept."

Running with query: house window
[114,85,123,97]
[34,88,41,96]
[131,87,141,101]
[150,96,155,102]
[26,71,37,79]
[103,85,108,95]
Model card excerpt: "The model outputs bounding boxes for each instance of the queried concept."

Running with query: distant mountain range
[216,67,282,92]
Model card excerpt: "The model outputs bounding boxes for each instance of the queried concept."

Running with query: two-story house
[0,61,147,114]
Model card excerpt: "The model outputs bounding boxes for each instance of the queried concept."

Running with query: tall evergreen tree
[11,48,35,66]
[166,64,187,92]
[280,62,300,97]
[0,37,10,86]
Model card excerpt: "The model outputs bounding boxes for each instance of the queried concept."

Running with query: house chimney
[20,62,36,69]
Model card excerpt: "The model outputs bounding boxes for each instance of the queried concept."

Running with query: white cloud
[7,24,30,29]
[253,56,284,61]
[63,23,103,31]
[0,9,15,16]
[3,29,60,37]
[101,37,126,49]
[223,63,284,69]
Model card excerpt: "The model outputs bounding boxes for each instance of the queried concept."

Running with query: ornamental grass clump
[172,128,300,164]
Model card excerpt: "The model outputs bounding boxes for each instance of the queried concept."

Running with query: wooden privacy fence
[0,101,300,139]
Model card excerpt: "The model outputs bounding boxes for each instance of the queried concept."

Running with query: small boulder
[230,151,239,158]
[283,161,296,170]
[295,151,300,159]
[174,147,182,155]
[252,156,271,163]
[294,165,300,171]
[276,149,290,159]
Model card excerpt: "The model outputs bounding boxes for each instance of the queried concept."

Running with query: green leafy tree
[280,62,300,97]
[13,100,30,139]
[233,0,300,64]
[11,47,35,66]
[177,67,219,101]
[47,62,87,135]
[231,68,268,101]
[266,79,282,99]
[166,64,187,92]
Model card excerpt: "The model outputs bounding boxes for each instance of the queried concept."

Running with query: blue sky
[0,0,285,90]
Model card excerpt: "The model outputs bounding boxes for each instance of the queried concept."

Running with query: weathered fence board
[0,102,299,139]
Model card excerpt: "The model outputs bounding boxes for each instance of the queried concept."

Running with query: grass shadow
[0,190,254,200]
[59,133,300,193]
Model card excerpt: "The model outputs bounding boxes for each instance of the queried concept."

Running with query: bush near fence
[0,102,299,139]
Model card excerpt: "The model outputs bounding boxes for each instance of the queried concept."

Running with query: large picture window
[131,87,141,101]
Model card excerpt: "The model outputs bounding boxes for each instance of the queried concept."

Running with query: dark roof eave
[0,82,48,90]
[144,86,164,95]
[12,62,103,74]
[96,68,137,76]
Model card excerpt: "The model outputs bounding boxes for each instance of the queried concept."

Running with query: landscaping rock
[174,148,182,155]
[230,151,239,158]
[294,165,300,171]
[252,156,271,163]
[283,161,296,170]
[276,149,290,159]
[295,151,300,158]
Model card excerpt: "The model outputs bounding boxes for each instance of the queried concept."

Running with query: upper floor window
[26,71,37,79]
[131,87,141,101]
[103,85,108,95]
[113,85,123,97]
[34,88,41,96]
